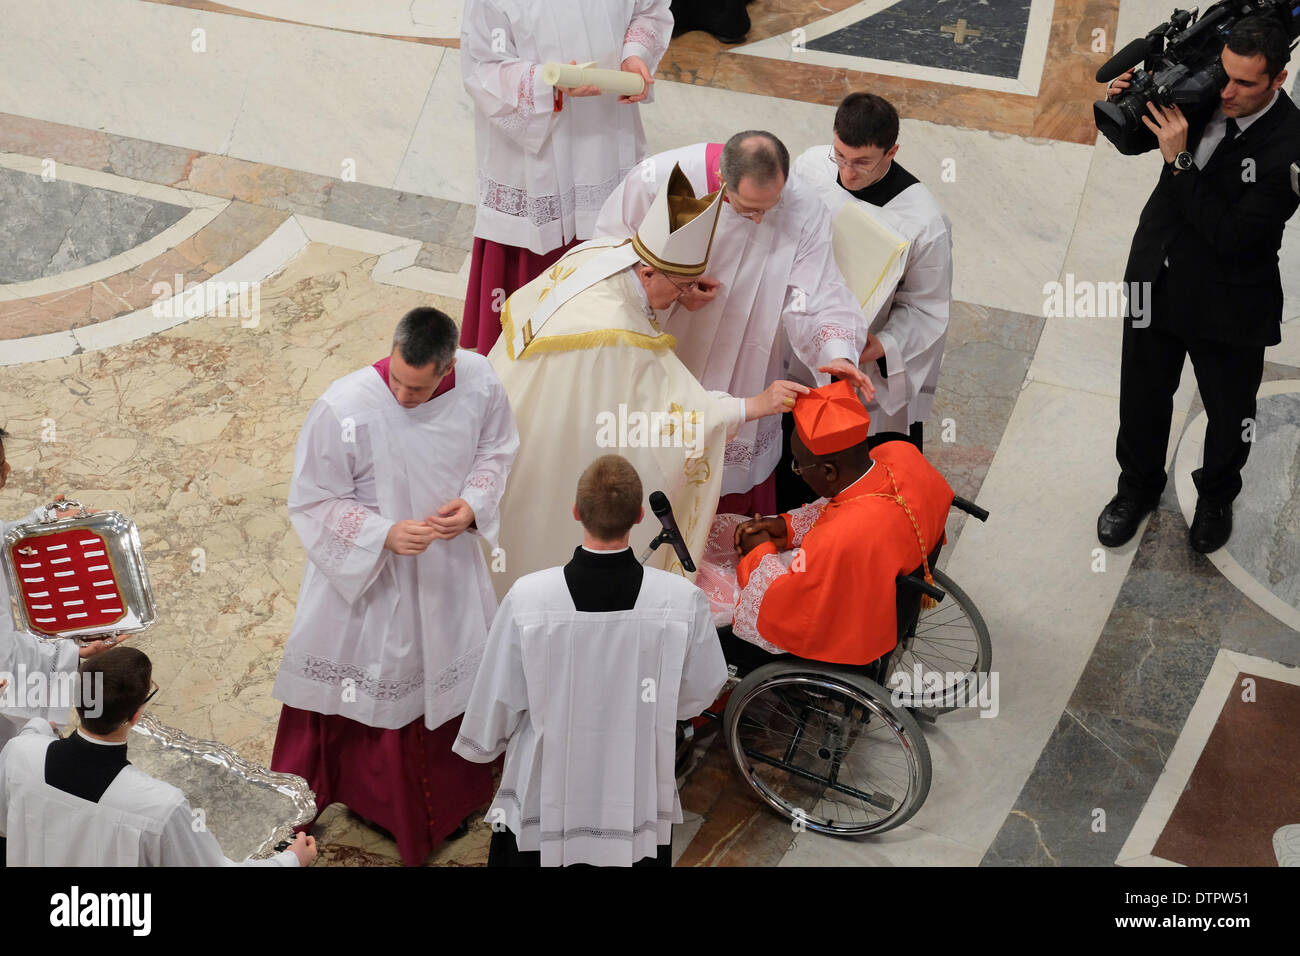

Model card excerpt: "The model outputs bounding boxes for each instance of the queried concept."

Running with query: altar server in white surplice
[0,647,316,866]
[271,308,518,866]
[487,164,810,596]
[594,132,874,515]
[793,93,953,447]
[454,456,727,867]
[0,429,122,753]
[459,0,673,355]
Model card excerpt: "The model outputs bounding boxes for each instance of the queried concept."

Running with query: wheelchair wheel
[886,568,991,715]
[724,662,931,836]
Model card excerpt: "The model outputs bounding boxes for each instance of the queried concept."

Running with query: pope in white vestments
[792,93,953,442]
[455,455,728,866]
[594,134,872,513]
[459,0,673,354]
[488,164,810,596]
[270,308,519,865]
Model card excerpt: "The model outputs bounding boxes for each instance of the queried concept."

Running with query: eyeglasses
[661,272,700,296]
[142,679,159,707]
[829,148,881,174]
[720,181,777,221]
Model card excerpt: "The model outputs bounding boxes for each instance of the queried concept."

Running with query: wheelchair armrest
[898,573,946,603]
[952,496,989,522]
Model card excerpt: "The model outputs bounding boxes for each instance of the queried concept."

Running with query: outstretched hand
[79,633,128,659]
[818,358,875,403]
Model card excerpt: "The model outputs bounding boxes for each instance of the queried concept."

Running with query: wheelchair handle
[952,496,989,522]
[898,573,946,603]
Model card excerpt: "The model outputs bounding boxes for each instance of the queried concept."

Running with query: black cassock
[670,0,752,44]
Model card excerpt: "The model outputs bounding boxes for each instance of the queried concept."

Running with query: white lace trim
[723,421,782,467]
[464,470,498,495]
[810,323,859,354]
[623,23,666,60]
[284,641,483,703]
[786,499,828,548]
[497,63,539,138]
[477,167,631,227]
[733,550,794,654]
[321,505,369,575]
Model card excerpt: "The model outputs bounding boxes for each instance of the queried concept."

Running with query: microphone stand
[637,530,676,566]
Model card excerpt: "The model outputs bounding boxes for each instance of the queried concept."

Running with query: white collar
[1217,89,1280,134]
[581,545,632,554]
[77,728,128,747]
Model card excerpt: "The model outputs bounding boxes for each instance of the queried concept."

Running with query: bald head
[719,130,790,191]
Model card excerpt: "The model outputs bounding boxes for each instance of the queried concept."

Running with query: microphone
[1095,37,1152,82]
[648,491,696,572]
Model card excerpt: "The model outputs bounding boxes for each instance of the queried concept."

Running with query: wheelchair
[675,495,991,837]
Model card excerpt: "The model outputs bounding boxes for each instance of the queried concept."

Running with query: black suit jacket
[1124,92,1300,346]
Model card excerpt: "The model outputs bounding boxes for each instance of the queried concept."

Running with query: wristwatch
[1170,151,1194,171]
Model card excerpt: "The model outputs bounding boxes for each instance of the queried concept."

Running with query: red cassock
[735,441,954,666]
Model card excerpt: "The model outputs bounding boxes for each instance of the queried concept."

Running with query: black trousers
[774,411,923,514]
[1116,284,1265,509]
[487,827,672,868]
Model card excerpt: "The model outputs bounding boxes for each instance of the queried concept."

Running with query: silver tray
[129,713,317,861]
[2,500,155,641]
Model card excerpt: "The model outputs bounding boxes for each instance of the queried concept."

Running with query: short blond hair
[576,455,643,540]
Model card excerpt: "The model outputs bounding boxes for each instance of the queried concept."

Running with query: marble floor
[1,0,1298,867]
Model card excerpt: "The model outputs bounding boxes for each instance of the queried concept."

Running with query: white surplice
[793,147,953,434]
[453,565,727,866]
[488,240,744,596]
[595,143,868,495]
[0,720,297,866]
[0,509,79,747]
[462,0,673,254]
[272,351,519,731]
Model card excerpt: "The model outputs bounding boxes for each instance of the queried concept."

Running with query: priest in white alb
[488,164,809,595]
[0,647,317,866]
[454,455,727,866]
[459,0,673,355]
[594,131,873,516]
[792,92,953,448]
[270,307,519,865]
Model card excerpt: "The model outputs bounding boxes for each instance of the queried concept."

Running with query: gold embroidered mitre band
[631,164,722,278]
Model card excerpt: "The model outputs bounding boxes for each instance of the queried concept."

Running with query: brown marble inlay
[659,0,1121,145]
[1152,674,1300,867]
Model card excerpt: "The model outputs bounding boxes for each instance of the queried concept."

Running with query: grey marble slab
[1225,392,1300,615]
[320,180,475,248]
[983,362,1300,864]
[807,0,1031,80]
[0,167,188,283]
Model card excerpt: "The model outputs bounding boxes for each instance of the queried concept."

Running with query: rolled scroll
[540,61,647,97]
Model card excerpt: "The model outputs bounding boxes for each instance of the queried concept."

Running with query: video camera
[1094,1,1300,155]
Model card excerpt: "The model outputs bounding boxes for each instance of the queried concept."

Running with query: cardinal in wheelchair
[697,380,954,673]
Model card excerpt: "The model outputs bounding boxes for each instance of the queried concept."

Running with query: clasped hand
[734,514,789,556]
[385,499,476,554]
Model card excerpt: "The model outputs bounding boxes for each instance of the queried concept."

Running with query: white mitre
[631,163,722,277]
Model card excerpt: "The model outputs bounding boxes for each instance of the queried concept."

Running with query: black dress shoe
[1097,495,1153,547]
[1189,502,1232,553]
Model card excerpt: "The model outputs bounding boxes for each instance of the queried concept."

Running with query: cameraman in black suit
[1098,16,1300,553]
